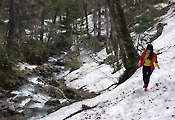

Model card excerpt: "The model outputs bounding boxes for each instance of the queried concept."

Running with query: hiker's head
[146,44,153,53]
[146,44,153,60]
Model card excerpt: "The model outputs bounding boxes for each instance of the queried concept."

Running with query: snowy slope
[65,49,124,93]
[40,4,175,120]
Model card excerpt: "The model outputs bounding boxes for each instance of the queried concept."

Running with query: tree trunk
[82,0,89,37]
[105,6,111,54]
[115,0,138,69]
[18,0,26,39]
[92,3,98,52]
[107,0,138,84]
[47,8,59,42]
[40,8,46,42]
[106,0,128,69]
[7,0,17,50]
[111,25,121,71]
[97,3,101,38]
[0,0,3,21]
[0,0,4,34]
[116,0,138,84]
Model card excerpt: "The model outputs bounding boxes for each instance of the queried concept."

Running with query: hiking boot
[145,87,148,91]
[143,84,146,88]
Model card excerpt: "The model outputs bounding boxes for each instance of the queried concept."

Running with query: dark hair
[146,44,153,60]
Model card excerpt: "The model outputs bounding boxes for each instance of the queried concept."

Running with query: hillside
[40,2,175,120]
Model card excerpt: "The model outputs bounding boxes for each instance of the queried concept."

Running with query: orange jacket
[139,50,158,71]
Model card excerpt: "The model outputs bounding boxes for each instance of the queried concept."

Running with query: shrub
[20,38,53,65]
[0,41,18,70]
[65,55,81,72]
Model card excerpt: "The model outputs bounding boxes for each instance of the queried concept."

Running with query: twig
[63,104,98,120]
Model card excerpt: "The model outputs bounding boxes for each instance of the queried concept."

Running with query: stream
[1,53,73,120]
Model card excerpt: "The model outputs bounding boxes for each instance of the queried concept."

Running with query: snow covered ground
[65,49,124,93]
[40,3,175,120]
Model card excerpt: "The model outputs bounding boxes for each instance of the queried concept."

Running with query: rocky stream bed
[0,53,96,120]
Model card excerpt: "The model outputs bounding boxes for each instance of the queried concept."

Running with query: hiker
[138,44,160,91]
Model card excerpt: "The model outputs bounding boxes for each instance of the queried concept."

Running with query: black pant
[143,65,152,88]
